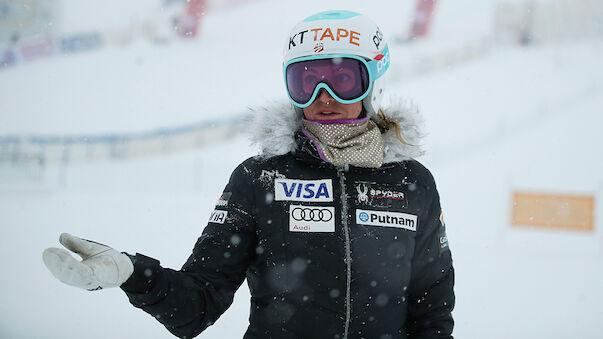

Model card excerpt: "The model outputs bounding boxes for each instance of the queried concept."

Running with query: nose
[316,89,334,104]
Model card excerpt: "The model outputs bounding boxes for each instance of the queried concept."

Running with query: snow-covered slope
[1,0,602,338]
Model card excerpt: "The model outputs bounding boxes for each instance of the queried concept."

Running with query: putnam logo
[356,209,417,232]
[275,178,333,202]
[209,210,228,224]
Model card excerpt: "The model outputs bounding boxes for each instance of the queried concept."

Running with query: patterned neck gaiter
[301,117,384,168]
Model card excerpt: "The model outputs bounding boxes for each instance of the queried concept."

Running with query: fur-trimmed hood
[249,100,425,163]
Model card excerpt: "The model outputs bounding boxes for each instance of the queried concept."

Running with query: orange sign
[511,192,595,231]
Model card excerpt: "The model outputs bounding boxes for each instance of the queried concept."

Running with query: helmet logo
[289,30,309,50]
[313,43,324,53]
[311,27,361,46]
[376,51,390,74]
[288,27,361,50]
[373,28,384,49]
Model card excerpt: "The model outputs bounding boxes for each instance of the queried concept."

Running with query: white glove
[43,233,134,291]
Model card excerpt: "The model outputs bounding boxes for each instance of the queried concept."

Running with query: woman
[43,10,454,339]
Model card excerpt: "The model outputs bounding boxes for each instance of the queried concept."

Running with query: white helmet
[283,10,390,116]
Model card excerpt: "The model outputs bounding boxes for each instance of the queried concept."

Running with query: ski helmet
[283,10,390,116]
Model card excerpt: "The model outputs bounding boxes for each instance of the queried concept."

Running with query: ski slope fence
[0,0,261,71]
[0,113,251,167]
[1,1,179,70]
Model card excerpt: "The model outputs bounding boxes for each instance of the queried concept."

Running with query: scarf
[301,117,384,168]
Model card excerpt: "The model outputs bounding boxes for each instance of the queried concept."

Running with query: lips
[302,98,363,120]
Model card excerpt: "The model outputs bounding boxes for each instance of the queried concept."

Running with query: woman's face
[302,89,363,121]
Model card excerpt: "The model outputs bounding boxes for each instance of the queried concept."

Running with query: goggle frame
[283,46,389,108]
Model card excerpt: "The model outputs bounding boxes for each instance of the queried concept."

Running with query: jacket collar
[249,100,425,164]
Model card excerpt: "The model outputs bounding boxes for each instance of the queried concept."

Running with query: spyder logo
[356,183,369,203]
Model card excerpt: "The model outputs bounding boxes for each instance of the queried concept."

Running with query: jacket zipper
[337,168,352,339]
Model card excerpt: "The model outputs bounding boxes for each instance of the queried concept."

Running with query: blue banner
[59,33,104,54]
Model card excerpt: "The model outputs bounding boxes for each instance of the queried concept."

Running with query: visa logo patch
[356,209,417,232]
[274,178,333,202]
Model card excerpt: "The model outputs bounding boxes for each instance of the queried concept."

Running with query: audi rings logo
[289,205,335,232]
[292,207,333,222]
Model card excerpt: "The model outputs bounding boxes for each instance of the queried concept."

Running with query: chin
[317,115,339,120]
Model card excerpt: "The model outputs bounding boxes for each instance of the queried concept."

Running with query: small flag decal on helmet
[313,43,324,53]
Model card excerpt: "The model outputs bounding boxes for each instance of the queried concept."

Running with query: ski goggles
[284,46,390,108]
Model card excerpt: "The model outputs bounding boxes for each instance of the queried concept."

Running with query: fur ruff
[249,100,425,163]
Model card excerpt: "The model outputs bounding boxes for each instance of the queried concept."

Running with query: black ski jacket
[121,104,455,339]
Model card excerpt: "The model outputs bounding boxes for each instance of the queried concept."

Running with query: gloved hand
[43,233,134,291]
